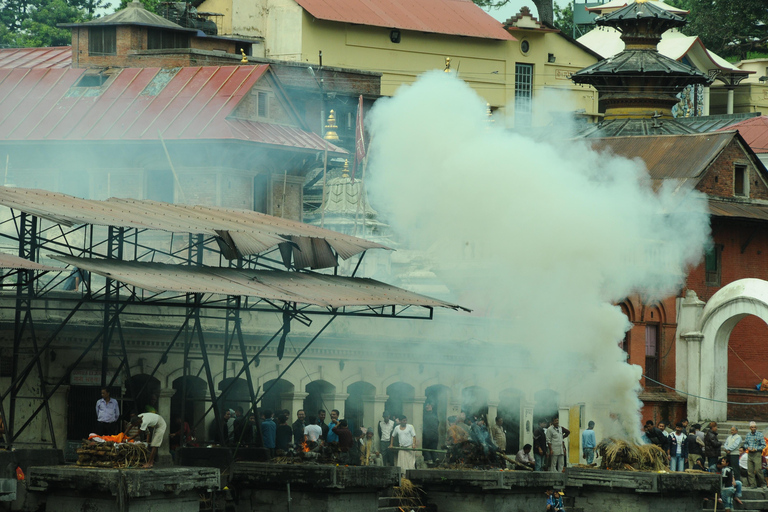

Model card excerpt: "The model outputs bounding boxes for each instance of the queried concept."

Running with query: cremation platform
[231,462,400,512]
[407,467,720,512]
[27,466,220,512]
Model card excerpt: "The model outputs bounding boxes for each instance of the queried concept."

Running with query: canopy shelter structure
[0,187,467,450]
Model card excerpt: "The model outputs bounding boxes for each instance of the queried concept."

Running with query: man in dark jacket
[686,423,704,469]
[292,409,306,446]
[705,421,722,468]
[422,403,439,467]
[644,420,668,452]
[533,419,549,471]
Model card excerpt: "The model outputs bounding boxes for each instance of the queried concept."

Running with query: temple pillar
[487,400,499,425]
[522,401,535,449]
[285,392,308,420]
[158,387,176,465]
[703,86,710,116]
[727,88,734,114]
[322,393,349,419]
[48,385,69,449]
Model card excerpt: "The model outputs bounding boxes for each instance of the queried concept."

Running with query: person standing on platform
[292,409,306,446]
[96,388,120,436]
[390,415,417,472]
[581,421,596,465]
[724,425,743,481]
[422,403,439,467]
[129,412,167,468]
[743,421,766,488]
[379,411,395,466]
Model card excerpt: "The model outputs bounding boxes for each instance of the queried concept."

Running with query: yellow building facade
[198,0,600,124]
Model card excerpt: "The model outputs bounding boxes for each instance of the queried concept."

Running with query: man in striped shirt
[742,421,766,488]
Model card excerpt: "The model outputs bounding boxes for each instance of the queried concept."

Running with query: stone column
[324,393,349,419]
[48,385,70,450]
[676,290,705,395]
[405,396,426,438]
[158,387,176,463]
[683,332,704,422]
[703,86,710,116]
[522,402,535,449]
[285,392,308,419]
[727,88,735,114]
[487,400,499,425]
[372,394,388,451]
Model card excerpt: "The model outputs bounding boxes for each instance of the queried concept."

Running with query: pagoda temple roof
[571,48,710,83]
[596,1,685,27]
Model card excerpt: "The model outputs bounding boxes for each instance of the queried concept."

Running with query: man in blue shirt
[261,409,276,457]
[96,388,120,435]
[743,421,766,488]
[327,409,340,443]
[581,421,596,465]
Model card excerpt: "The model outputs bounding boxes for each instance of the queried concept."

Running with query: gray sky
[483,2,540,23]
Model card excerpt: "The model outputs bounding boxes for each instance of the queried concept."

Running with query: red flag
[352,95,365,182]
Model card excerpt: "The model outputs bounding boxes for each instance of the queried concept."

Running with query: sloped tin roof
[0,65,344,152]
[0,47,72,69]
[64,1,193,30]
[52,255,468,310]
[293,0,515,41]
[718,116,768,154]
[586,131,735,182]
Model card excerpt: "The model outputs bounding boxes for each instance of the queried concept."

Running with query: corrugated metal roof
[587,131,735,180]
[0,65,345,152]
[718,116,768,154]
[293,0,515,41]
[51,255,468,310]
[0,47,72,69]
[575,118,698,138]
[0,187,390,265]
[0,253,63,271]
[708,199,768,222]
[677,112,761,134]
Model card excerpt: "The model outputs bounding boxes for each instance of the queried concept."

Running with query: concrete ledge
[408,469,566,491]
[28,466,220,498]
[232,462,400,491]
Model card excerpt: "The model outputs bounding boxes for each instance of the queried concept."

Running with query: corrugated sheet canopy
[0,187,390,267]
[293,0,515,41]
[52,255,468,311]
[708,199,768,222]
[0,253,63,271]
[719,116,768,154]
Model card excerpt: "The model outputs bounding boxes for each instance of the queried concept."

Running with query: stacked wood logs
[76,440,149,468]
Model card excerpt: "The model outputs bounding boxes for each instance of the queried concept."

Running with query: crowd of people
[642,419,768,512]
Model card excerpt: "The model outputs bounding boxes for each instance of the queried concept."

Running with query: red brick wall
[727,391,768,421]
[695,139,768,200]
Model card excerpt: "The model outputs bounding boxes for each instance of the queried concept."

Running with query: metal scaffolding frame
[0,205,451,448]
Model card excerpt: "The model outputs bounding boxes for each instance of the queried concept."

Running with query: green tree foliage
[117,0,157,14]
[471,0,510,8]
[553,1,575,38]
[668,0,768,60]
[0,0,112,48]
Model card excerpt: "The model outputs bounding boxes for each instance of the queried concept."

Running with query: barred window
[147,29,190,50]
[515,63,533,128]
[88,27,116,56]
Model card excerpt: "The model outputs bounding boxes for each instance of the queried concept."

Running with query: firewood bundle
[76,440,149,468]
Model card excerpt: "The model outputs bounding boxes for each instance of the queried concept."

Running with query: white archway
[690,279,768,420]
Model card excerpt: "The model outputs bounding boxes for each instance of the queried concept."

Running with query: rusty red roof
[719,116,768,154]
[0,65,344,152]
[0,47,72,69]
[293,0,515,40]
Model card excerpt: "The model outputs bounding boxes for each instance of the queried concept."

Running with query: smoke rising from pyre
[365,71,710,440]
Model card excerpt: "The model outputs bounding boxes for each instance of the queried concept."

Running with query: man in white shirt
[304,422,322,444]
[378,411,395,466]
[129,412,167,468]
[389,415,417,472]
[724,426,743,481]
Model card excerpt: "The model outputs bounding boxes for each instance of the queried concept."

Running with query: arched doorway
[261,379,294,418]
[693,280,768,421]
[461,386,488,421]
[385,382,415,419]
[499,388,522,454]
[304,380,336,423]
[533,389,558,426]
[125,374,161,415]
[171,376,207,439]
[345,381,376,433]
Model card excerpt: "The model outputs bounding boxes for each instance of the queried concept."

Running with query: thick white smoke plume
[365,72,710,440]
